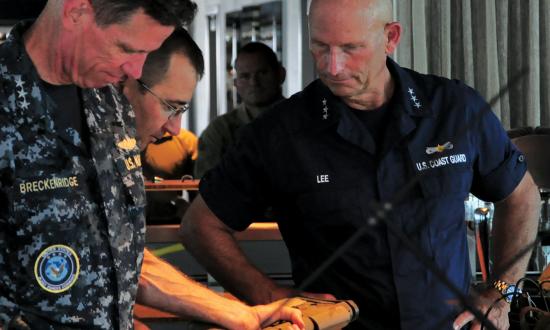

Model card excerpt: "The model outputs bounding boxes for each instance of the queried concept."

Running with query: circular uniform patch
[34,245,80,293]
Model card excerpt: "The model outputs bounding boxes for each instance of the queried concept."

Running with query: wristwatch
[493,279,522,303]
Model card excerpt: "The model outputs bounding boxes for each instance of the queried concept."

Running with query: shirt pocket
[295,185,367,245]
[294,185,393,271]
[414,167,472,279]
[296,185,363,221]
[417,166,472,199]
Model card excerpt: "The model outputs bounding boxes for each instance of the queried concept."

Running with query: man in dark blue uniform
[180,0,540,329]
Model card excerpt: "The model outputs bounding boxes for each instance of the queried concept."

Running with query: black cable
[463,277,545,330]
[515,277,548,312]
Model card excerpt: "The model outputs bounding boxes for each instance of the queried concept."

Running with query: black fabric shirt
[351,102,390,154]
[42,81,91,153]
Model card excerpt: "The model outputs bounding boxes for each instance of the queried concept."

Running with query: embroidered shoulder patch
[34,245,80,293]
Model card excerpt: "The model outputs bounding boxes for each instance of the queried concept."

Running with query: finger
[288,308,305,329]
[291,324,301,330]
[453,311,474,330]
[275,307,304,329]
[256,304,304,329]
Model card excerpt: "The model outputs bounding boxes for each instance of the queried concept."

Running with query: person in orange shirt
[142,128,199,224]
[144,129,198,179]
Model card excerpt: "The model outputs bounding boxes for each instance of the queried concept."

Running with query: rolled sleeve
[472,145,526,202]
[470,93,527,202]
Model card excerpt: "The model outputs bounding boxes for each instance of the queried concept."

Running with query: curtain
[394,0,550,129]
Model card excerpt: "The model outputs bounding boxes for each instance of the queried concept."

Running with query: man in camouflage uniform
[0,0,196,328]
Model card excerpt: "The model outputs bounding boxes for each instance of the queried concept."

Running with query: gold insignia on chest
[117,137,137,150]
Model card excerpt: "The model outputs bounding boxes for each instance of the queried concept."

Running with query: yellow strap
[151,243,185,257]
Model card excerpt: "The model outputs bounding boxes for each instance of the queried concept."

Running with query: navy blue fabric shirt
[200,58,527,329]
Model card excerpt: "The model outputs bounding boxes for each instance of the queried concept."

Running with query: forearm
[183,222,280,304]
[137,271,251,327]
[454,173,539,329]
[181,196,283,304]
[491,172,540,282]
[136,249,304,330]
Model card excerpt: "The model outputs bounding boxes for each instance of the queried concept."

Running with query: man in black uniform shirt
[180,0,540,329]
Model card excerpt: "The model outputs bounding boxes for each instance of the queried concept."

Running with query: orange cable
[475,227,488,282]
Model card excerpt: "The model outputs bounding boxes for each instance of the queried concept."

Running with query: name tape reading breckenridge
[19,176,79,194]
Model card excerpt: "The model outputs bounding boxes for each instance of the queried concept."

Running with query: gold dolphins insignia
[117,137,137,150]
[425,141,454,154]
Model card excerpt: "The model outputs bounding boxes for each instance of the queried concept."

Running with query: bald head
[309,0,393,26]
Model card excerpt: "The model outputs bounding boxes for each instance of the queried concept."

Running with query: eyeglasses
[137,79,190,119]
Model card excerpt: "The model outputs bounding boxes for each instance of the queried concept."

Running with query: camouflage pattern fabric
[0,22,146,329]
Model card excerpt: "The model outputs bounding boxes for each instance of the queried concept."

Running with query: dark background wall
[0,0,46,21]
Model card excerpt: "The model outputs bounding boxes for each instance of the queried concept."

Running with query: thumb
[453,311,474,330]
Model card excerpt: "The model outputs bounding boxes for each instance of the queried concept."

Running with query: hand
[220,287,332,330]
[252,300,305,330]
[217,300,305,330]
[453,289,510,330]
